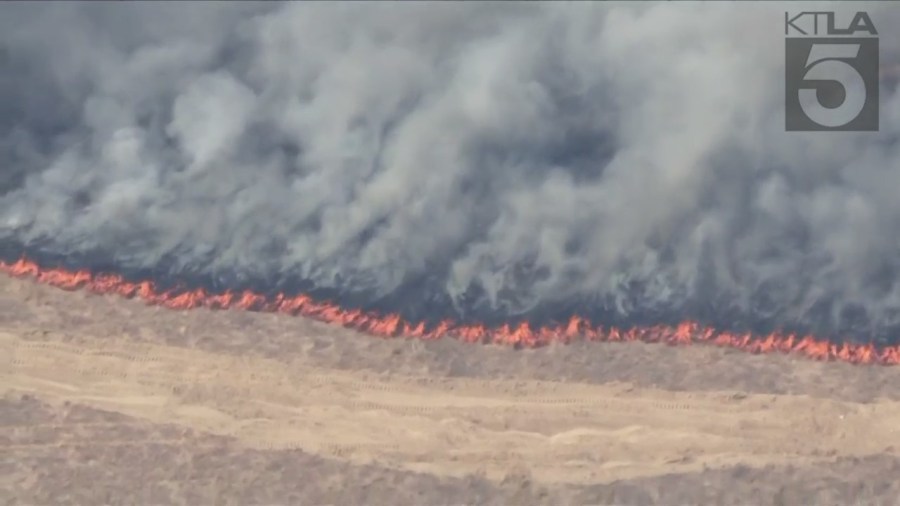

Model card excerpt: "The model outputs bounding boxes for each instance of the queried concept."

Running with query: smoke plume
[1,2,900,342]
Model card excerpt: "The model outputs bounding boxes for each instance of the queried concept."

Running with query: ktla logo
[785,11,879,131]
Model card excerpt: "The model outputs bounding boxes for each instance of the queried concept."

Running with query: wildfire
[2,256,899,366]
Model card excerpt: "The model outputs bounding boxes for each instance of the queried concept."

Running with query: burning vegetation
[3,256,899,366]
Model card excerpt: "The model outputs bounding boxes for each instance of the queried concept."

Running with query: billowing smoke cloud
[1,2,899,341]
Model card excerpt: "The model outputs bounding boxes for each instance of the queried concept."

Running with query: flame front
[2,257,899,366]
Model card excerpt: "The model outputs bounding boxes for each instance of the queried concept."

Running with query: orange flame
[2,256,899,366]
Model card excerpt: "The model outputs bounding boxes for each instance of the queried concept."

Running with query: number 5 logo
[798,44,866,128]
[785,36,878,132]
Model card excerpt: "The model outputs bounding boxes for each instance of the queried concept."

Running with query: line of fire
[3,256,899,366]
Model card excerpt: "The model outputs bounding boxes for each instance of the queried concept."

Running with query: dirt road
[5,328,900,486]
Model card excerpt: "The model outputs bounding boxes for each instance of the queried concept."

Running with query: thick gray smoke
[1,2,899,339]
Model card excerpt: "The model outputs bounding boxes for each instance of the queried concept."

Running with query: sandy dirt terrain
[3,273,900,505]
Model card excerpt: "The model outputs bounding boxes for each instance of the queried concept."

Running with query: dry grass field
[3,273,900,505]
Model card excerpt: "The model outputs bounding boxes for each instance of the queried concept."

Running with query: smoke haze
[1,2,900,342]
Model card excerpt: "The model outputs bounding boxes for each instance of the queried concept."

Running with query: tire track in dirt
[3,331,900,485]
[5,440,223,450]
